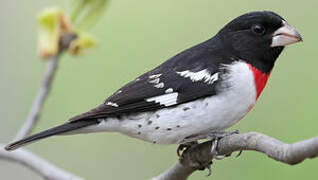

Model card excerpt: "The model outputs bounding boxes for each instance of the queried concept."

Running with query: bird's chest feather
[247,64,270,99]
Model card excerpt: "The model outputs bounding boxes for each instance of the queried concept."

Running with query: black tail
[5,120,98,151]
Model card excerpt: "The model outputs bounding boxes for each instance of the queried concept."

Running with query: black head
[216,11,302,73]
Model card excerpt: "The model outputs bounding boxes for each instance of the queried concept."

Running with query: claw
[210,139,218,157]
[177,130,241,177]
[177,145,184,157]
[214,155,226,160]
[236,150,243,158]
[177,141,198,157]
[232,129,240,134]
[208,130,241,159]
[206,163,212,177]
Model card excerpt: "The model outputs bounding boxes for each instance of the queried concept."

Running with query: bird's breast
[247,64,270,99]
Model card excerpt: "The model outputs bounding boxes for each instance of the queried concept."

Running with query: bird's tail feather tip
[4,144,15,151]
[3,120,98,151]
[4,140,30,151]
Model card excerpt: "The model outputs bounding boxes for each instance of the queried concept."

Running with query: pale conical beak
[271,21,303,47]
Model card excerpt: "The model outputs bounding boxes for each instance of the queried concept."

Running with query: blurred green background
[1,0,318,179]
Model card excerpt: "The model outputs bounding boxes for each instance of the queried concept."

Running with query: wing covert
[69,40,232,122]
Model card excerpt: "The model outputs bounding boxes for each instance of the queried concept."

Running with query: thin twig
[0,144,84,180]
[150,162,194,180]
[14,32,77,141]
[0,32,84,180]
[151,132,318,180]
[14,55,60,140]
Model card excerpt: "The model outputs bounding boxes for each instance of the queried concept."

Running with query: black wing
[70,38,234,121]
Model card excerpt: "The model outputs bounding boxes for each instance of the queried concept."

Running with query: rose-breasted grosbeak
[6,11,302,151]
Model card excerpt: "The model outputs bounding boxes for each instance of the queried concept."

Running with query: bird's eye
[251,24,266,35]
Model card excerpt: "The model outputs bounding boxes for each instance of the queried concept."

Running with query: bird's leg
[177,141,198,157]
[177,130,241,177]
[206,130,240,159]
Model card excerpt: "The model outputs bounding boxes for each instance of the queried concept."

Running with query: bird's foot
[178,130,241,177]
[177,141,198,157]
[206,130,240,159]
[179,145,214,177]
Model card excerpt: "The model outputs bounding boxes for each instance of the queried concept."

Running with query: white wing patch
[106,102,119,107]
[154,82,164,88]
[165,88,173,93]
[146,92,178,107]
[177,69,219,84]
[148,78,160,84]
[115,90,122,95]
[148,74,164,89]
[149,74,162,79]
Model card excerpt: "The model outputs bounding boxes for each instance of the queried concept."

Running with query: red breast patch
[248,64,270,99]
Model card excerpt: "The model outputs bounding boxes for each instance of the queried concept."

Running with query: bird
[5,11,302,153]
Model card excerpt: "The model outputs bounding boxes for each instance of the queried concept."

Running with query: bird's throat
[248,64,270,99]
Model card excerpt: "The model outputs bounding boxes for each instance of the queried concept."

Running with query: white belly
[78,61,257,144]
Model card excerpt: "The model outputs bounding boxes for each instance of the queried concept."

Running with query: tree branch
[14,55,60,140]
[1,32,84,180]
[0,144,84,180]
[151,132,318,180]
[14,32,76,140]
